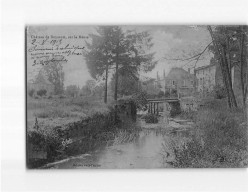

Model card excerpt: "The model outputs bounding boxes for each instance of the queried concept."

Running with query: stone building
[156,67,196,97]
[194,64,216,93]
[194,61,243,100]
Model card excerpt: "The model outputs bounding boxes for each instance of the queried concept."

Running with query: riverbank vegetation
[27,96,141,168]
[143,113,159,124]
[163,98,248,168]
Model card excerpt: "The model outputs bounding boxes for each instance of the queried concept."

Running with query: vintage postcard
[26,25,248,169]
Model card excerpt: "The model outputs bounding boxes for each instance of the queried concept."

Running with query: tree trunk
[239,26,248,108]
[193,69,197,94]
[222,46,238,108]
[207,26,237,108]
[114,53,119,123]
[114,62,118,101]
[226,35,232,78]
[104,65,108,103]
[220,46,237,108]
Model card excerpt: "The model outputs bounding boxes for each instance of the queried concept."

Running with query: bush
[164,90,170,98]
[35,111,50,118]
[144,113,159,123]
[162,99,248,168]
[157,91,165,98]
[27,127,63,165]
[37,89,47,97]
[171,89,177,96]
[170,102,181,117]
[196,109,247,153]
[59,95,66,99]
[214,85,226,99]
[28,89,35,97]
[162,136,205,168]
[178,110,196,121]
[35,107,71,118]
[71,98,89,107]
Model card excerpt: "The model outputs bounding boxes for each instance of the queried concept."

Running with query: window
[172,80,175,86]
[191,80,194,86]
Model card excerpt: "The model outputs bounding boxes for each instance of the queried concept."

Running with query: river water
[44,118,191,169]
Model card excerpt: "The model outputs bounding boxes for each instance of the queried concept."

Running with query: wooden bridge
[147,98,180,115]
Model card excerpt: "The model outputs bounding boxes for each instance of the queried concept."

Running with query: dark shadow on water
[42,120,192,169]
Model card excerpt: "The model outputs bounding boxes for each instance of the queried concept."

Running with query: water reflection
[44,121,192,169]
[97,130,166,168]
[45,114,196,169]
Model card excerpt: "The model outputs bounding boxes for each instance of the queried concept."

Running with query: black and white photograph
[2,0,248,192]
[26,25,248,169]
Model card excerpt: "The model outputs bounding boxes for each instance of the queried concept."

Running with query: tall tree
[207,26,237,108]
[110,67,139,96]
[43,60,65,95]
[162,25,247,108]
[84,26,157,104]
[208,25,248,108]
[238,26,248,107]
[110,28,157,101]
[85,79,97,95]
[84,27,116,103]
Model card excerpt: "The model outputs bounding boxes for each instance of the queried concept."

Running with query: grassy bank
[163,99,248,168]
[27,96,141,168]
[27,96,109,130]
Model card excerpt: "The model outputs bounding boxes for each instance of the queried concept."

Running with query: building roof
[165,67,196,80]
[195,64,215,72]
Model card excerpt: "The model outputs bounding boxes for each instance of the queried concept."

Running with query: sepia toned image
[26,25,248,169]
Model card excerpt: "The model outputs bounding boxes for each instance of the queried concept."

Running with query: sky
[27,25,212,87]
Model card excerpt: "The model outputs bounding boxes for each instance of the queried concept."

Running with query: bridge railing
[147,98,180,115]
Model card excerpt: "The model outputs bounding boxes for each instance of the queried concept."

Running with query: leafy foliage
[213,84,227,99]
[28,89,35,97]
[66,85,79,97]
[43,59,65,95]
[37,89,47,97]
[164,90,170,98]
[144,113,159,123]
[84,27,116,79]
[163,99,248,168]
[110,71,139,96]
[84,26,157,101]
[171,89,177,96]
[157,91,165,98]
[141,79,160,98]
[80,80,98,97]
[208,25,248,108]
[169,102,181,117]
